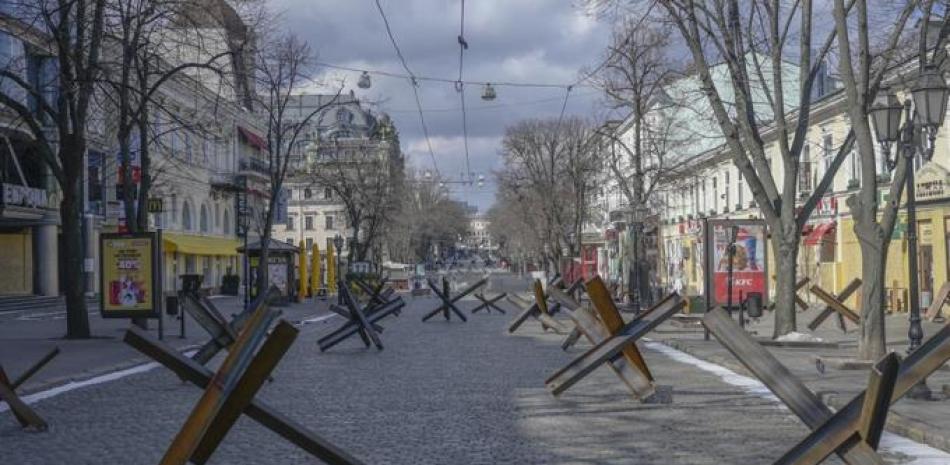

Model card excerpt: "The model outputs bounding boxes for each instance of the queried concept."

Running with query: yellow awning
[163,233,242,256]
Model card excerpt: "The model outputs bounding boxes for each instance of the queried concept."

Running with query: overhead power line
[373,0,441,177]
[315,61,587,90]
[457,0,473,181]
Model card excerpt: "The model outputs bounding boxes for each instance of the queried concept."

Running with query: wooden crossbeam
[704,307,895,465]
[318,286,405,352]
[807,279,862,332]
[125,327,365,465]
[0,347,59,430]
[545,281,683,397]
[421,277,488,322]
[547,287,655,400]
[925,282,950,321]
[472,292,507,314]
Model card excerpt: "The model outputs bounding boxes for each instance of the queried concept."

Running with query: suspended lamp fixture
[481,83,496,101]
[357,71,372,89]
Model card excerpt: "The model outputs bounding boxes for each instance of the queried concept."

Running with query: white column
[34,223,59,296]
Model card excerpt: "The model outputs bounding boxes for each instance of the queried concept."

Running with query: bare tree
[0,0,108,338]
[831,0,936,359]
[387,170,469,264]
[603,0,863,337]
[307,125,402,264]
[495,117,602,273]
[252,32,340,291]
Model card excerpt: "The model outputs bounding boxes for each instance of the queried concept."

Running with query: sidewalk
[0,295,330,394]
[650,304,950,452]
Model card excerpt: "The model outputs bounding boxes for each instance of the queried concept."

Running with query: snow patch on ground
[644,341,950,464]
[774,331,825,343]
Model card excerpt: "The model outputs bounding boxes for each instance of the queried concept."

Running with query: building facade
[270,94,403,280]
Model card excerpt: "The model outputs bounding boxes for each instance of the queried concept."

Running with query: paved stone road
[0,273,925,464]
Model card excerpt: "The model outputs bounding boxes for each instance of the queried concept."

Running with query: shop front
[163,232,242,295]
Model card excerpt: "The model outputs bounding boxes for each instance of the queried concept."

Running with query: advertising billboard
[100,232,160,318]
[705,219,768,308]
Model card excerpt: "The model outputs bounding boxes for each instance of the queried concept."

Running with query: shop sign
[1,183,48,209]
[99,232,160,318]
[916,162,950,201]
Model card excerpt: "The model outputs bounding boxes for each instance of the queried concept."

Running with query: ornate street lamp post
[870,64,949,400]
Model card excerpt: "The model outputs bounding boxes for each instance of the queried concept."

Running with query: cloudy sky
[270,0,616,211]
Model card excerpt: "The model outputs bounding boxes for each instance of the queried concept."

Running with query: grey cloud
[271,0,611,209]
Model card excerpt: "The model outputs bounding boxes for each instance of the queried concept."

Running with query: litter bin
[165,295,179,316]
[744,292,764,318]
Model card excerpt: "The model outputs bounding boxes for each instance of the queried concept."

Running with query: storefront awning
[164,233,242,256]
[804,221,836,245]
[238,126,267,151]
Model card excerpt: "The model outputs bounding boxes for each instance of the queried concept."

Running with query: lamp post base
[906,378,933,401]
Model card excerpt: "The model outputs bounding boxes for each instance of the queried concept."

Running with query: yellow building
[657,63,950,314]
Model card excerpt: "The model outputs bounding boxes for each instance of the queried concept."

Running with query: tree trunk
[61,151,90,339]
[771,230,799,338]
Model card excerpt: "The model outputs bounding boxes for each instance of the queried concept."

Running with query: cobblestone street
[1,274,945,464]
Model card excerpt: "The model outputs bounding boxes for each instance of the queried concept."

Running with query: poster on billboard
[704,219,768,308]
[99,232,160,318]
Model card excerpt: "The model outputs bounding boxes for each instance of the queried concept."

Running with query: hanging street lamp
[481,83,496,101]
[357,71,372,89]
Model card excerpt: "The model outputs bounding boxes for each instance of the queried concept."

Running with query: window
[182,201,193,231]
[849,150,861,187]
[712,177,718,212]
[286,215,295,231]
[200,204,209,233]
[306,237,313,250]
[724,171,730,211]
[304,188,312,199]
[326,215,334,230]
[822,134,834,173]
[223,209,231,235]
[305,216,314,230]
[737,170,743,208]
[286,238,294,245]
[324,187,333,199]
[799,146,813,194]
[701,179,706,212]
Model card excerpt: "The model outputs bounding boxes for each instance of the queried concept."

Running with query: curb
[658,338,950,454]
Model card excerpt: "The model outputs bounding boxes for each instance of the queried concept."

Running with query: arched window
[200,204,209,233]
[223,209,231,235]
[182,201,192,231]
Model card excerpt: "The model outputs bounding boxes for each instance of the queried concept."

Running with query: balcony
[239,157,270,180]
